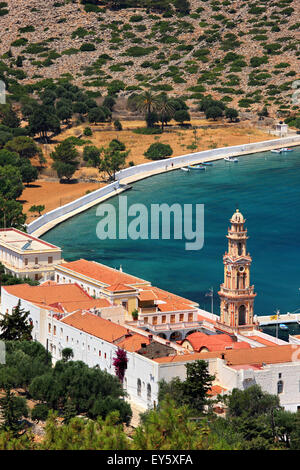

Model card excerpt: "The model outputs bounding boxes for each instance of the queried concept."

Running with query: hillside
[0,0,299,118]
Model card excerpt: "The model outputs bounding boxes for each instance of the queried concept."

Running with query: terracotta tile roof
[61,311,128,343]
[3,283,111,313]
[154,344,298,365]
[207,385,227,396]
[117,333,150,352]
[105,282,136,293]
[183,332,251,352]
[245,335,279,347]
[148,286,198,312]
[138,290,159,302]
[58,259,149,288]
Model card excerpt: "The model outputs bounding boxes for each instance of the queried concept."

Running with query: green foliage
[51,139,80,181]
[144,142,173,160]
[99,140,129,180]
[29,359,131,424]
[0,301,33,342]
[0,388,29,435]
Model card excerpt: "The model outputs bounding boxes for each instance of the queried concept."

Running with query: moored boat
[279,323,288,330]
[187,165,206,170]
[224,156,238,162]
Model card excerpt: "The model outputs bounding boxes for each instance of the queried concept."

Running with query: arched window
[147,383,151,402]
[137,379,141,397]
[277,380,283,394]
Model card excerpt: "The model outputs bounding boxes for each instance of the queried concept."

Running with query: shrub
[144,143,173,160]
[80,43,96,52]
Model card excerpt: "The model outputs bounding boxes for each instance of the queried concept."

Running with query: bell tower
[218,209,257,331]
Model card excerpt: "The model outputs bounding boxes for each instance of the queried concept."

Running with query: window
[122,301,128,310]
[162,315,166,324]
[144,317,148,324]
[35,257,38,265]
[170,314,175,324]
[24,258,28,266]
[48,323,51,333]
[56,275,60,282]
[99,350,101,357]
[35,274,39,281]
[147,383,151,402]
[66,336,68,343]
[48,256,53,264]
[53,325,56,336]
[137,379,141,397]
[179,313,184,322]
[188,312,193,322]
[277,380,283,394]
[153,316,157,325]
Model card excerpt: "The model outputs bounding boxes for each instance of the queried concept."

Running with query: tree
[225,108,239,122]
[20,162,38,185]
[0,165,24,200]
[0,198,26,230]
[157,95,175,131]
[4,136,38,160]
[88,107,106,124]
[31,403,49,423]
[132,399,210,450]
[0,149,20,167]
[144,142,173,160]
[51,139,79,181]
[136,91,160,127]
[28,105,61,142]
[29,204,45,217]
[174,109,191,125]
[159,360,214,414]
[40,411,131,450]
[0,300,33,341]
[113,119,122,131]
[83,145,101,167]
[99,141,129,181]
[0,105,20,129]
[61,348,74,362]
[205,106,224,120]
[0,388,29,435]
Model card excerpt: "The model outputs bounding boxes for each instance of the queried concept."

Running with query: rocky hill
[0,0,299,117]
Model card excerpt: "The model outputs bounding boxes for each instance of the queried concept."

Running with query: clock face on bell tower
[218,209,257,331]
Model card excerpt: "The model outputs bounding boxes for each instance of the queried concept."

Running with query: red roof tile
[61,311,128,343]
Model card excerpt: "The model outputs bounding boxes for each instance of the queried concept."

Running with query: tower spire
[218,209,257,332]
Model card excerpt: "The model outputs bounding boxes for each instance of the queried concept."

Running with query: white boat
[187,165,206,170]
[279,323,288,330]
[224,157,238,162]
[181,167,189,172]
[280,148,293,152]
[271,149,282,154]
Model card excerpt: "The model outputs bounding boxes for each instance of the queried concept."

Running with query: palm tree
[136,91,160,127]
[157,94,175,131]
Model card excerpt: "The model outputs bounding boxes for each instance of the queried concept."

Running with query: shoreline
[29,136,300,238]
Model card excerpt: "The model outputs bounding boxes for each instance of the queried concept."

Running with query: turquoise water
[43,147,300,317]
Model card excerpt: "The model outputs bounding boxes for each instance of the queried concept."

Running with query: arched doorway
[238,305,246,325]
[170,331,182,341]
[158,333,167,339]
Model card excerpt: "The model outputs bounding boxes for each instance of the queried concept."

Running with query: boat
[271,149,282,154]
[280,148,293,152]
[187,165,206,170]
[279,323,289,330]
[224,156,238,162]
[181,167,189,172]
[201,162,213,166]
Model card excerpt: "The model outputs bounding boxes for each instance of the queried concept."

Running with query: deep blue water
[43,147,300,317]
